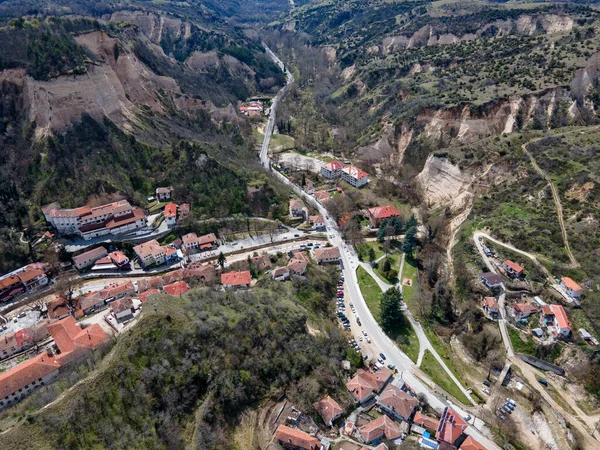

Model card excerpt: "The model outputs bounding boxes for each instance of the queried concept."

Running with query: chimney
[47,348,54,357]
[87,329,91,340]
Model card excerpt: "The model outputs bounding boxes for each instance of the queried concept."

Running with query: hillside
[0,279,350,449]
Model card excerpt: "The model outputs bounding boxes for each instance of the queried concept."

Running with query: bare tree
[54,271,83,309]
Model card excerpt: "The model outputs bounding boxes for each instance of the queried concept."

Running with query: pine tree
[380,287,405,331]
[218,251,226,269]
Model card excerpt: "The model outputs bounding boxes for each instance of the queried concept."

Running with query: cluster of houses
[238,99,264,116]
[272,366,484,450]
[42,199,147,240]
[0,315,109,410]
[0,263,49,303]
[320,161,369,188]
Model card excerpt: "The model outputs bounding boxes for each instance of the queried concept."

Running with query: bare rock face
[415,154,473,211]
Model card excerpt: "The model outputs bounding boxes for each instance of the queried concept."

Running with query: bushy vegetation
[0,287,350,449]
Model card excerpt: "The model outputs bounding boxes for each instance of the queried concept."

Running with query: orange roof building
[359,415,402,444]
[138,289,161,303]
[460,436,486,450]
[313,395,343,426]
[221,271,251,288]
[436,407,467,446]
[163,281,190,296]
[412,411,440,431]
[346,368,392,404]
[368,205,400,228]
[377,384,418,421]
[503,260,524,277]
[341,165,369,188]
[561,277,584,298]
[273,425,320,450]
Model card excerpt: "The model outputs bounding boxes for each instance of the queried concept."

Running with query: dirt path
[521,140,578,267]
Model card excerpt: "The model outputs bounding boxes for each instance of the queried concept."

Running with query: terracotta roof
[109,251,128,265]
[481,297,498,309]
[460,436,486,450]
[184,265,216,282]
[551,304,570,330]
[514,303,539,315]
[0,274,23,290]
[359,414,402,443]
[292,251,309,262]
[287,259,308,274]
[314,247,340,260]
[251,255,271,269]
[0,328,32,353]
[105,207,145,230]
[309,215,325,224]
[378,384,418,419]
[436,407,467,445]
[179,203,190,213]
[272,267,290,278]
[289,199,305,210]
[413,411,440,431]
[47,316,109,355]
[504,260,524,274]
[561,277,583,292]
[368,205,400,220]
[134,239,164,259]
[138,289,161,303]
[110,297,133,314]
[47,296,71,319]
[50,205,91,218]
[198,233,217,246]
[313,395,343,425]
[0,351,61,399]
[17,267,46,284]
[541,305,553,315]
[221,271,251,286]
[164,202,177,218]
[163,281,190,296]
[72,247,108,267]
[274,425,319,450]
[314,190,331,201]
[182,233,200,245]
[323,161,345,172]
[342,165,368,179]
[346,368,392,402]
[103,281,135,300]
[156,186,173,194]
[41,202,61,215]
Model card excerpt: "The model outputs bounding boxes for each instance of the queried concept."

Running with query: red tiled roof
[251,255,271,269]
[368,205,400,220]
[292,251,309,262]
[156,187,173,194]
[289,199,305,210]
[163,281,190,296]
[0,351,61,399]
[359,415,402,443]
[198,233,217,246]
[541,305,553,315]
[0,328,32,353]
[413,411,440,431]
[460,436,486,450]
[182,232,199,245]
[274,425,319,450]
[164,202,177,218]
[314,190,331,201]
[138,289,161,303]
[221,271,251,286]
[184,265,216,283]
[561,277,583,292]
[50,205,91,218]
[134,239,164,259]
[313,395,343,425]
[179,203,190,213]
[110,297,133,314]
[47,316,109,356]
[346,368,392,402]
[378,384,418,419]
[47,296,71,319]
[0,274,22,290]
[481,297,498,309]
[105,207,145,230]
[314,247,340,260]
[514,303,538,315]
[504,260,524,274]
[342,165,368,179]
[309,215,325,224]
[287,259,308,274]
[551,304,570,330]
[323,161,345,172]
[109,251,128,265]
[436,407,467,445]
[16,267,46,284]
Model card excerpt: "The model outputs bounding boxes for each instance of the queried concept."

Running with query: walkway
[358,254,476,406]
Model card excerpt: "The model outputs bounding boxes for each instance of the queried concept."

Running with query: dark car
[379,353,386,360]
[356,318,361,326]
[482,380,491,387]
[538,378,548,386]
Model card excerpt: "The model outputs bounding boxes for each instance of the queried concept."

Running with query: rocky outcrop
[415,155,473,211]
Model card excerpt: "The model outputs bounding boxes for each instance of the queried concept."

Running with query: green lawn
[401,255,418,313]
[356,266,419,363]
[148,201,167,213]
[374,254,399,284]
[355,241,385,262]
[356,266,382,321]
[508,327,537,355]
[420,350,471,405]
[269,133,295,152]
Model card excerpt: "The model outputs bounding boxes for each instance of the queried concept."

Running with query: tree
[406,215,417,229]
[54,272,83,309]
[380,287,405,332]
[368,247,376,262]
[383,259,392,274]
[401,226,418,255]
[342,219,363,246]
[218,252,226,269]
[377,226,386,244]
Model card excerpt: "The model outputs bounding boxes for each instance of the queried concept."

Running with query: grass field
[355,241,385,262]
[420,350,471,405]
[374,254,399,284]
[401,255,418,313]
[508,327,537,355]
[356,266,382,321]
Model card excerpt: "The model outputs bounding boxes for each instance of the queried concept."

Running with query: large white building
[42,200,147,240]
[341,166,369,188]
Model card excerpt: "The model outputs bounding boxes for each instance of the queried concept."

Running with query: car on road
[356,318,361,326]
[17,312,26,318]
[307,243,313,247]
[326,216,329,220]
[464,415,471,422]
[379,353,386,360]
[387,364,395,370]
[294,234,300,237]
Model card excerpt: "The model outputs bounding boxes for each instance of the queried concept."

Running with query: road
[473,231,600,447]
[262,49,501,450]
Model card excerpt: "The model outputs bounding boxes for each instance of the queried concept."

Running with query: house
[163,281,190,296]
[314,247,340,264]
[412,411,439,433]
[47,296,72,320]
[313,395,343,426]
[184,264,217,284]
[314,190,331,203]
[108,251,130,269]
[436,407,467,447]
[480,272,501,290]
[513,302,539,320]
[0,316,109,409]
[308,215,326,231]
[164,202,178,227]
[134,240,167,268]
[0,274,25,302]
[110,297,134,322]
[138,289,161,303]
[182,232,218,254]
[272,267,290,281]
[560,277,583,299]
[321,161,345,179]
[288,259,308,276]
[291,251,309,262]
[346,368,393,404]
[250,255,271,271]
[289,199,306,218]
[377,384,418,422]
[460,436,486,450]
[359,415,402,444]
[540,304,571,338]
[273,424,320,450]
[179,203,190,218]
[16,264,48,291]
[368,205,401,229]
[221,271,252,289]
[304,179,315,195]
[0,329,33,361]
[78,280,135,315]
[503,260,525,279]
[481,297,499,319]
[156,186,173,201]
[341,165,369,188]
[72,246,108,270]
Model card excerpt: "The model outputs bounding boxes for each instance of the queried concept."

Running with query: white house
[341,165,369,188]
[560,277,583,299]
[321,161,345,179]
[314,247,340,264]
[156,186,173,201]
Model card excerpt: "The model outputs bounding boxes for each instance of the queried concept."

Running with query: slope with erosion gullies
[0,282,351,450]
[276,1,600,169]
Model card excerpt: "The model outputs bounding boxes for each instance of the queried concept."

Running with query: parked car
[363,354,368,360]
[17,312,26,318]
[294,234,300,237]
[387,364,395,370]
[497,413,506,421]
[482,380,491,387]
[506,398,516,407]
[358,336,363,341]
[482,388,491,395]
[378,358,385,365]
[362,330,368,336]
[356,318,361,326]
[379,353,386,360]
[538,378,548,387]
[366,337,371,343]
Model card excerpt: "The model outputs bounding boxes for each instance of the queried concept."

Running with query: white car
[362,330,368,336]
[358,336,363,341]
[366,337,371,343]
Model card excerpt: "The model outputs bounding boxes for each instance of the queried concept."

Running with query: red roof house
[359,415,402,444]
[221,271,252,288]
[368,205,400,228]
[436,407,467,446]
[313,395,343,426]
[163,281,190,296]
[273,424,320,450]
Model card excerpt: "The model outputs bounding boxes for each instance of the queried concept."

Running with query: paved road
[473,231,600,447]
[262,47,499,450]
